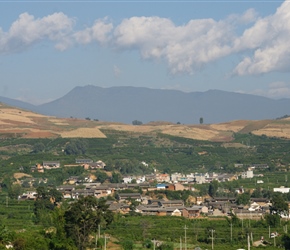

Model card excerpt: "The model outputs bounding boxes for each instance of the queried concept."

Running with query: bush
[121,239,134,250]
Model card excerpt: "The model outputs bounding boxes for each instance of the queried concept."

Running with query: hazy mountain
[33,85,290,124]
[0,96,37,111]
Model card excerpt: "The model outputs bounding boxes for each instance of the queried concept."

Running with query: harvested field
[2,104,290,141]
[60,127,106,138]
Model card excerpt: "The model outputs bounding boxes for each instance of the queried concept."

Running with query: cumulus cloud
[113,16,235,74]
[73,18,113,45]
[227,8,258,25]
[0,12,75,53]
[233,1,290,75]
[2,0,290,76]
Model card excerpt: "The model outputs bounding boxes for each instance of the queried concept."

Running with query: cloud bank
[1,1,290,76]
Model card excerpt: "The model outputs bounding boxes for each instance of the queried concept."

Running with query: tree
[111,172,122,183]
[8,184,22,199]
[199,117,204,124]
[64,140,88,155]
[34,187,63,225]
[236,193,250,205]
[96,171,108,184]
[121,239,134,250]
[32,142,45,153]
[265,213,280,227]
[132,120,143,125]
[64,196,113,250]
[251,187,262,198]
[0,225,14,246]
[282,233,290,250]
[271,193,289,216]
[208,180,219,197]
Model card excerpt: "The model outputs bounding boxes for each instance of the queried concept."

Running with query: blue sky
[0,0,289,105]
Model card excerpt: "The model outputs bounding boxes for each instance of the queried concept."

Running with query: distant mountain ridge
[1,85,290,124]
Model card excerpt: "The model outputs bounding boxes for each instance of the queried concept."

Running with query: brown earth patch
[2,104,290,141]
[59,127,106,138]
[13,173,32,179]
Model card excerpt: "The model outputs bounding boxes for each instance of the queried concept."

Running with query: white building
[241,170,253,179]
[273,186,290,193]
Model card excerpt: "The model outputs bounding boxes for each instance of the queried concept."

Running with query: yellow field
[1,103,290,141]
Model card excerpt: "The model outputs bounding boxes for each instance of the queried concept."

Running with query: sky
[1,0,290,105]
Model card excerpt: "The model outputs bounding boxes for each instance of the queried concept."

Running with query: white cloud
[113,16,235,74]
[242,81,290,99]
[1,1,290,77]
[0,12,75,54]
[73,18,113,45]
[227,8,258,25]
[233,1,290,75]
[113,65,122,77]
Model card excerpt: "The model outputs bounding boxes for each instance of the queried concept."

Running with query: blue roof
[156,184,167,188]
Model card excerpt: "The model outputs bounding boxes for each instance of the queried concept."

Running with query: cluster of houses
[18,179,281,220]
[30,159,106,173]
[17,159,281,219]
[124,169,256,185]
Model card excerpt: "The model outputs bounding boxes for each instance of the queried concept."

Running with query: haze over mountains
[1,85,290,124]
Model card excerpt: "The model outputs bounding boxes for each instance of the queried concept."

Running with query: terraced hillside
[1,102,290,141]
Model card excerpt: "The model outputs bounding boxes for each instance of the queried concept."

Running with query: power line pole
[104,234,107,250]
[98,224,100,239]
[209,229,215,250]
[251,232,253,245]
[184,225,188,250]
[230,223,232,242]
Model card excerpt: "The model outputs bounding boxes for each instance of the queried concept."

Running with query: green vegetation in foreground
[1,131,290,248]
[1,193,290,249]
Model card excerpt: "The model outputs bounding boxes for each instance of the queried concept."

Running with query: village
[17,159,289,222]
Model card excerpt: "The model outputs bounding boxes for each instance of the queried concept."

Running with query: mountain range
[1,85,289,124]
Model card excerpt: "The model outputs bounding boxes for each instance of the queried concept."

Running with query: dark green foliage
[32,142,45,153]
[271,193,289,216]
[64,139,88,155]
[157,242,174,250]
[64,196,113,250]
[236,193,251,205]
[143,238,153,248]
[12,231,49,250]
[121,239,134,250]
[111,172,122,183]
[265,213,280,227]
[33,187,62,225]
[282,233,290,250]
[208,180,219,197]
[0,225,14,246]
[8,184,22,199]
[251,187,262,198]
[153,190,193,203]
[96,170,108,183]
[132,120,143,125]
